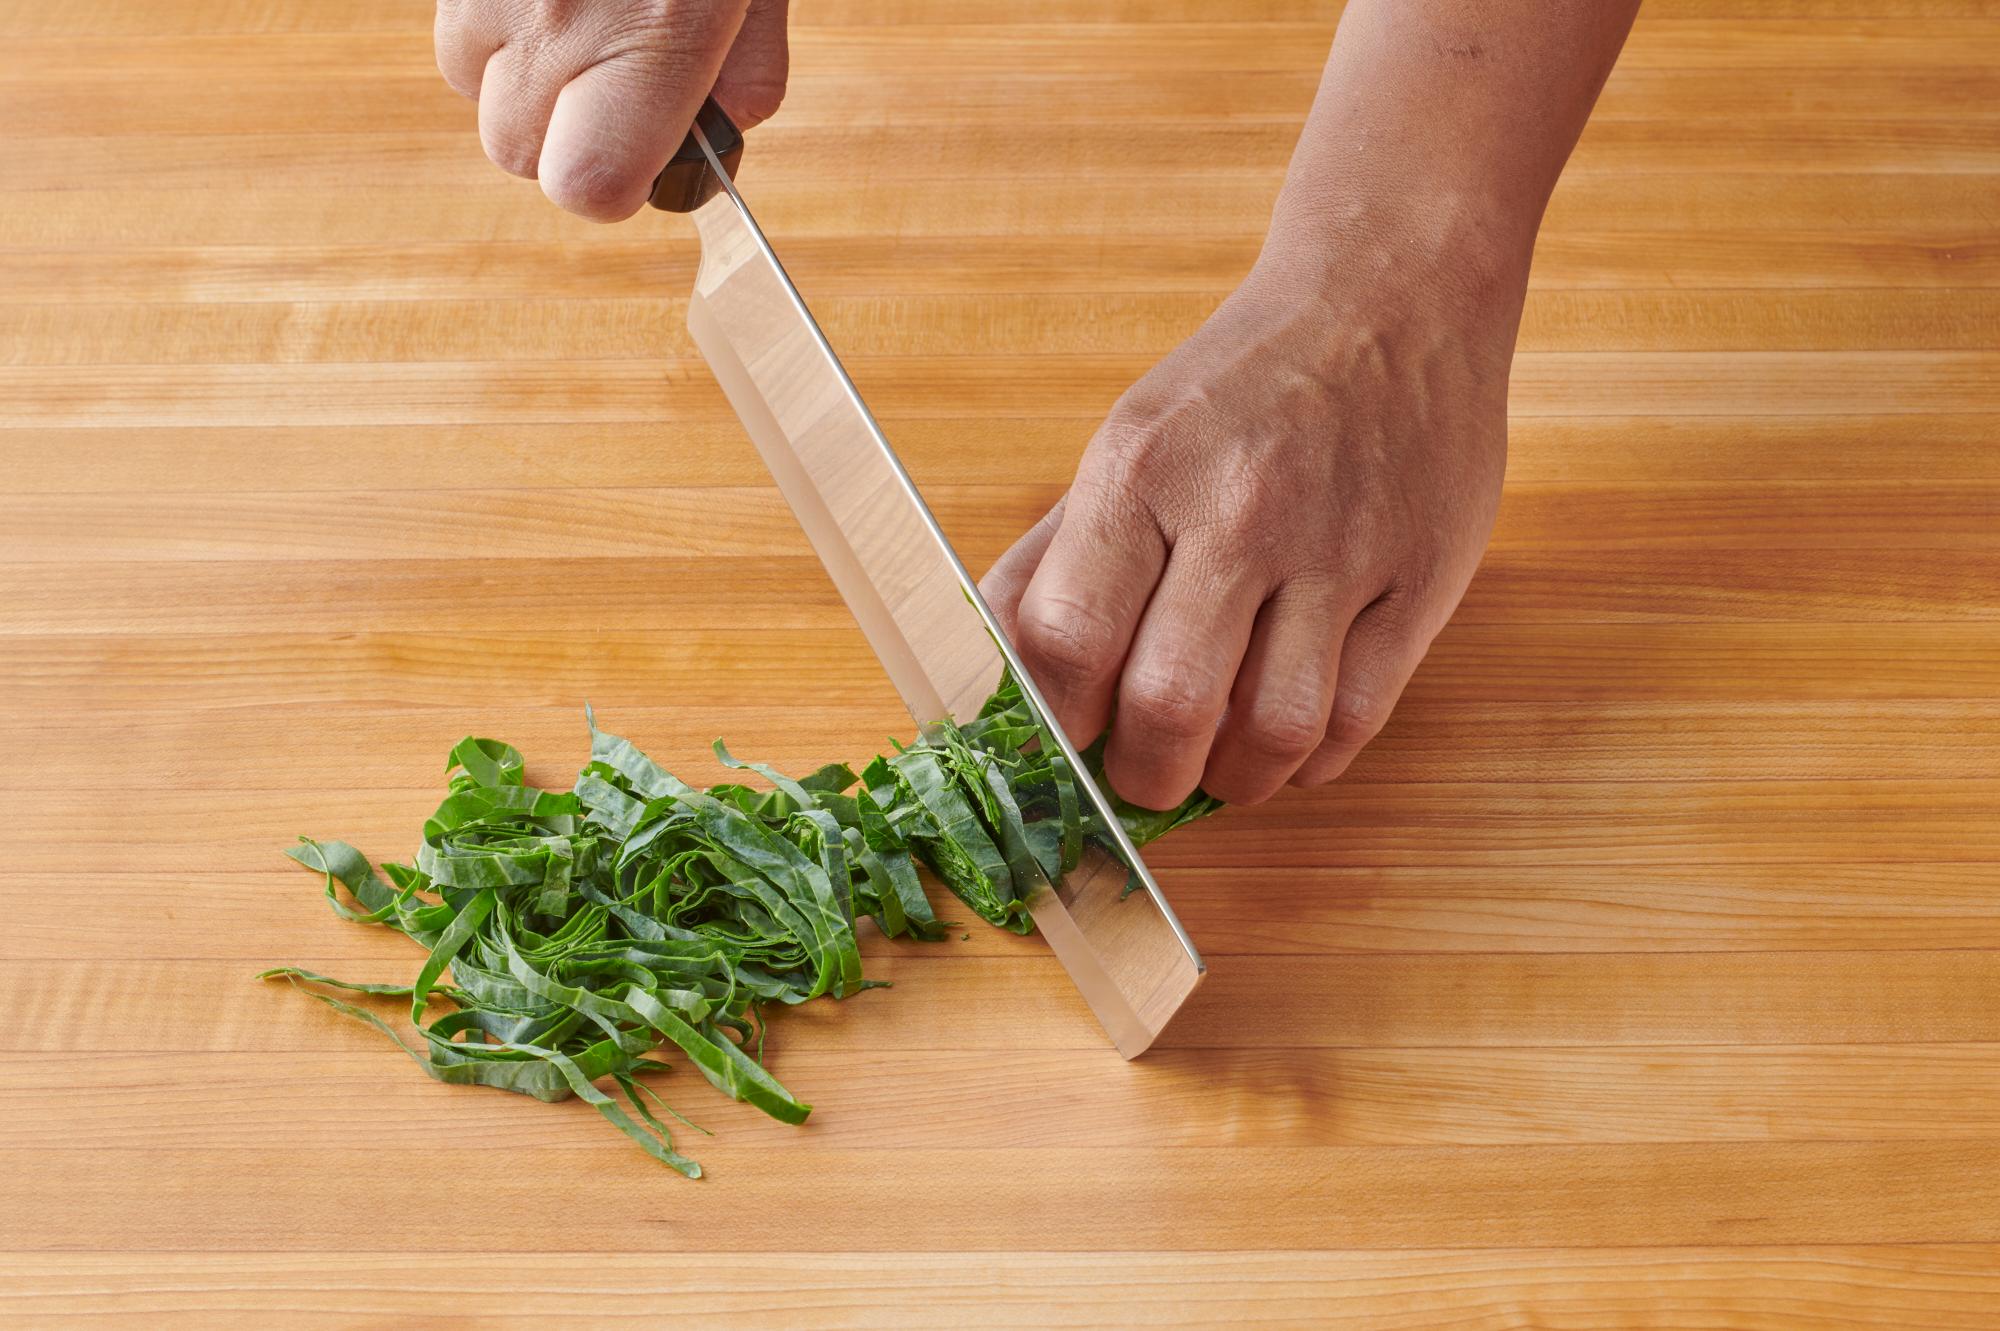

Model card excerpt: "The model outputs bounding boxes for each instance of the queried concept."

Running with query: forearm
[990,4,1615,803]
[1263,0,1639,306]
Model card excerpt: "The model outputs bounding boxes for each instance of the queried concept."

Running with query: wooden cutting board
[3,1,1998,1325]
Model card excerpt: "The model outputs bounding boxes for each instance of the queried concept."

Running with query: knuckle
[524,0,608,28]
[1198,757,1276,806]
[483,130,542,179]
[1092,406,1291,557]
[539,151,641,220]
[1326,689,1392,750]
[1388,561,1447,619]
[436,49,479,99]
[1205,775,1276,807]
[1088,412,1186,496]
[1289,756,1344,789]
[1237,699,1326,758]
[1018,595,1122,685]
[1121,670,1218,743]
[1088,415,1168,487]
[1095,410,1160,460]
[1109,771,1192,814]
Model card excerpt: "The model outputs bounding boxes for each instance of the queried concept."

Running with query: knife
[648,101,1204,1058]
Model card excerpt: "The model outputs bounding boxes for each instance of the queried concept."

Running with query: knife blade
[649,102,1204,1058]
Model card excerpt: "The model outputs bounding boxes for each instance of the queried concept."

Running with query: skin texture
[989,3,1642,807]
[435,0,789,220]
[980,242,1518,808]
[435,0,1640,807]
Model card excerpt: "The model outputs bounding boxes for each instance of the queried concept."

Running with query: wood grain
[7,291,1998,365]
[4,0,1996,1326]
[6,1141,2000,1250]
[4,555,2000,634]
[4,481,1997,564]
[16,1044,2000,1149]
[10,65,2000,138]
[6,415,1999,494]
[9,624,2000,716]
[9,121,1997,190]
[12,862,2000,961]
[12,951,2000,1051]
[6,1248,2000,1330]
[13,700,2000,786]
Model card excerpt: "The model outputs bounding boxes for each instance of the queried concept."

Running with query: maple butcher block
[3,1,1999,1325]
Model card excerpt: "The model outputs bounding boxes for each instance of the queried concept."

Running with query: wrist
[1252,180,1537,328]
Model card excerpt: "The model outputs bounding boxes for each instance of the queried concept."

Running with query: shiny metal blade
[680,127,1203,1058]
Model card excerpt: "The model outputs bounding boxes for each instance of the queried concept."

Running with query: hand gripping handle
[646,97,744,213]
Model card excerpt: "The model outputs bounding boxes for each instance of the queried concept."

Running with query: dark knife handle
[647,97,744,213]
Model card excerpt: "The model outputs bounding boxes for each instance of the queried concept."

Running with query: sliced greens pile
[265,677,1219,1176]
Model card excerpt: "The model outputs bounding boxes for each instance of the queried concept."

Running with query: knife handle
[647,97,744,213]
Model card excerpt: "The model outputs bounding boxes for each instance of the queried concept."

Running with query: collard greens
[265,679,1219,1175]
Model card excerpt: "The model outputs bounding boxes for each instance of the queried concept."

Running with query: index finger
[1010,489,1166,746]
[978,497,1065,641]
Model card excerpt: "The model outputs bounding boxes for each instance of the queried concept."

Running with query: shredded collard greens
[264,674,1220,1175]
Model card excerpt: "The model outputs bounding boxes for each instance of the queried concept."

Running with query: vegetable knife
[648,101,1204,1058]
